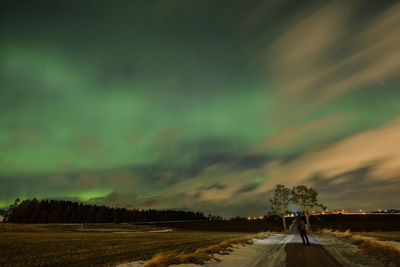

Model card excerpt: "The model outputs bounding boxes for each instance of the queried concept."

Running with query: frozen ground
[315,234,385,267]
[117,233,388,267]
[203,234,287,267]
[117,234,287,267]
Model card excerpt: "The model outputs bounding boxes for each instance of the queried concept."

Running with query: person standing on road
[296,213,311,246]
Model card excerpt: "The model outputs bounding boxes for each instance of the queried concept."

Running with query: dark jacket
[296,216,306,231]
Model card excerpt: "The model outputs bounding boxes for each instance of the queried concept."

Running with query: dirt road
[283,234,341,267]
[285,243,341,267]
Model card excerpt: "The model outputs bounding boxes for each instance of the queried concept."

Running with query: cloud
[269,1,400,111]
[241,116,400,212]
[245,113,352,155]
[72,170,102,190]
[199,183,226,191]
[262,116,400,185]
[89,191,138,207]
[123,116,400,215]
[235,183,260,194]
[3,115,400,215]
[307,165,400,210]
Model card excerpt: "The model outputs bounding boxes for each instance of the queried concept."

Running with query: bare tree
[269,184,290,231]
[291,185,326,230]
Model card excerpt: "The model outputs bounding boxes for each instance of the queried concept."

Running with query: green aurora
[1,0,399,216]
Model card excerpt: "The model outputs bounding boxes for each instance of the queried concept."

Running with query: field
[1,215,399,266]
[0,224,250,267]
[143,214,400,232]
[309,214,400,231]
[0,223,160,233]
[142,219,283,232]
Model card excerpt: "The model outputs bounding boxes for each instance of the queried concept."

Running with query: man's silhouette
[296,213,310,246]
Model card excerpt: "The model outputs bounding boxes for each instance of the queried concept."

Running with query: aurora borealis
[1,0,400,216]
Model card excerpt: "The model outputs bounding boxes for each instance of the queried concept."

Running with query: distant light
[259,216,263,219]
[247,217,251,220]
[253,217,256,220]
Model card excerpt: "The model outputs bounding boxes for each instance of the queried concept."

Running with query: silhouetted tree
[291,185,326,230]
[269,184,290,231]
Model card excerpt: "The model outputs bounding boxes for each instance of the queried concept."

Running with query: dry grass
[354,231,400,242]
[320,229,400,266]
[144,236,254,267]
[0,223,161,233]
[79,223,160,231]
[0,223,250,266]
[253,231,272,240]
[0,223,50,232]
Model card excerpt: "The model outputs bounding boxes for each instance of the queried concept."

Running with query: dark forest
[6,199,207,223]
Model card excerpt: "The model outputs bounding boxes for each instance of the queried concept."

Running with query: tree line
[269,184,326,231]
[4,198,207,223]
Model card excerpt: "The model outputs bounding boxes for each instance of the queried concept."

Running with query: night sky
[1,0,399,216]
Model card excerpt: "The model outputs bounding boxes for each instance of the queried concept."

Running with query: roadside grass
[320,229,400,266]
[254,231,271,240]
[353,231,400,242]
[145,236,254,267]
[0,224,251,266]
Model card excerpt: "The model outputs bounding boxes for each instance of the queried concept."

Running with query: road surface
[283,235,341,267]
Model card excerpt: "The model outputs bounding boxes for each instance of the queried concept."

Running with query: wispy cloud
[245,113,352,155]
[269,1,400,110]
[110,116,400,214]
[258,116,400,187]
